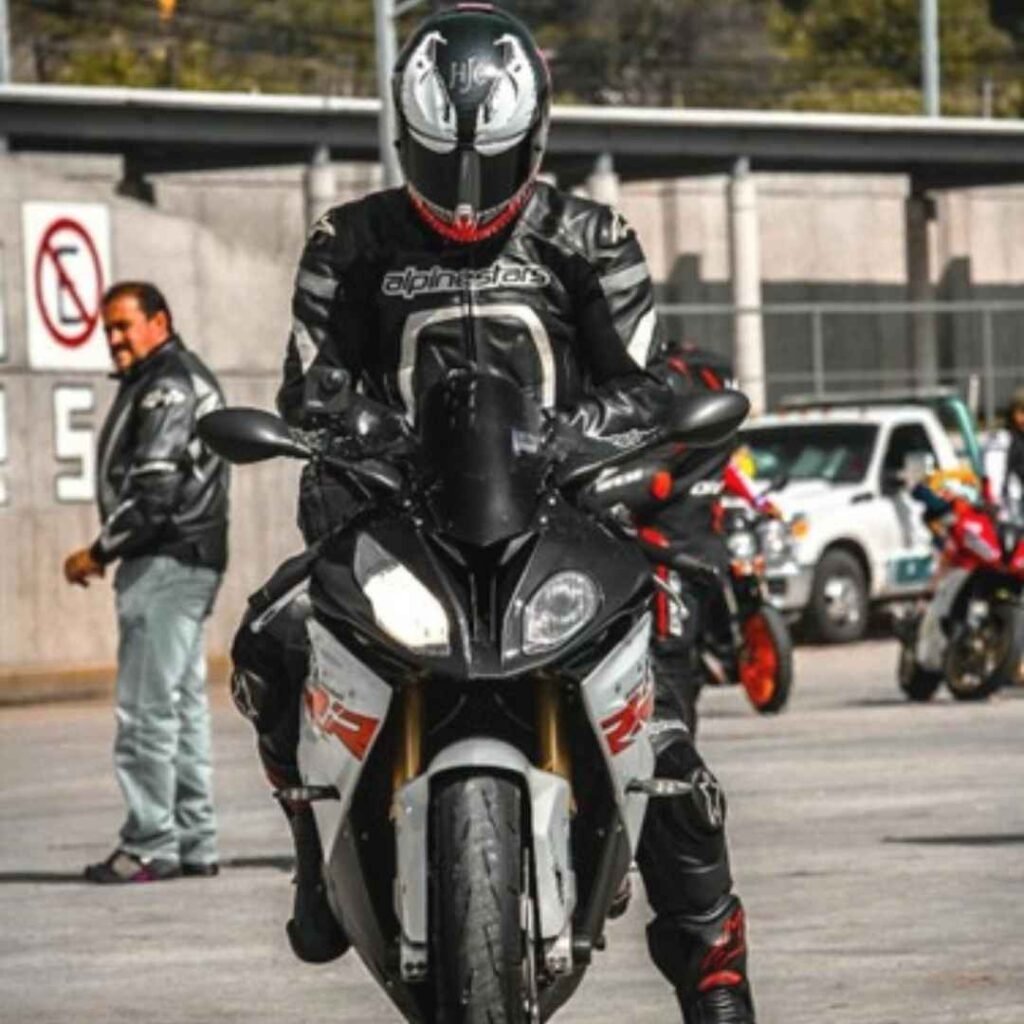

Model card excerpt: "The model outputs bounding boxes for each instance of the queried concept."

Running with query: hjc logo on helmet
[448,57,490,94]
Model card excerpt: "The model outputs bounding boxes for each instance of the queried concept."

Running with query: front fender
[394,738,574,974]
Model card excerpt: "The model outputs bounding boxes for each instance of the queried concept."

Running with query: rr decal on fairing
[304,683,381,761]
[600,678,654,756]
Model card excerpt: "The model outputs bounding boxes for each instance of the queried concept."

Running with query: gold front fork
[536,675,572,794]
[392,679,424,803]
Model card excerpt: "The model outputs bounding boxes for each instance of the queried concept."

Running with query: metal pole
[0,0,10,153]
[811,308,825,397]
[921,0,940,117]
[981,308,995,428]
[0,0,10,85]
[728,157,766,414]
[374,0,402,188]
[981,77,994,119]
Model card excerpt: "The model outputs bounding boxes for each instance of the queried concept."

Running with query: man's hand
[63,548,105,588]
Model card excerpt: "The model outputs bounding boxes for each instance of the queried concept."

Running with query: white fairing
[298,619,394,860]
[474,34,538,155]
[400,31,457,154]
[580,612,655,851]
[394,739,575,974]
[916,568,970,670]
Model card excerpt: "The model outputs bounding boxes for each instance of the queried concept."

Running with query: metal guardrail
[657,300,1024,423]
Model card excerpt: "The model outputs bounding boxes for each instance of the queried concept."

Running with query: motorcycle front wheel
[739,606,794,714]
[944,605,1024,701]
[432,773,529,1024]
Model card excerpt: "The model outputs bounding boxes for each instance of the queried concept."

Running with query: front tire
[740,606,793,714]
[944,605,1024,701]
[433,773,526,1024]
[897,639,942,701]
[806,548,869,644]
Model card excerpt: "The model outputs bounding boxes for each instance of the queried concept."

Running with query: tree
[768,0,1018,115]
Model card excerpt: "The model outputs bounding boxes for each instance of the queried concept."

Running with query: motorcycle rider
[1005,388,1024,522]
[232,7,755,1021]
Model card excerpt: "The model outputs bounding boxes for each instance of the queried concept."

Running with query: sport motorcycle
[698,500,794,715]
[200,370,748,1024]
[898,493,1024,701]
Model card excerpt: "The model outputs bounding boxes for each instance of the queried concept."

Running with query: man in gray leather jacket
[64,281,229,884]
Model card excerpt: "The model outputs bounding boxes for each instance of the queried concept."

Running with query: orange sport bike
[650,501,795,719]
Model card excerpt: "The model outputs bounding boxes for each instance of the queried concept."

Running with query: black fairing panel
[420,371,546,548]
[308,500,650,682]
[500,499,651,672]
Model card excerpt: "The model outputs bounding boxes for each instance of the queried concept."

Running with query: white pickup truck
[740,395,979,642]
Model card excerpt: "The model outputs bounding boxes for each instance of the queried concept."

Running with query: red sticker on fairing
[600,678,654,756]
[304,683,381,761]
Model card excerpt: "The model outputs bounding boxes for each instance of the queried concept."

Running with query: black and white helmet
[393,3,551,243]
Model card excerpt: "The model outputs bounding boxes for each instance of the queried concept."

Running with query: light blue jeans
[113,555,221,865]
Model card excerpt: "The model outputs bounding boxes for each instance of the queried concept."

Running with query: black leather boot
[232,603,349,965]
[648,895,755,1024]
[279,797,351,965]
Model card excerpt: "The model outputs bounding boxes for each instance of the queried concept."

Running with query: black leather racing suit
[234,183,753,1020]
[92,336,228,571]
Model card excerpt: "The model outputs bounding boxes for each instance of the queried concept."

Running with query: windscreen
[419,371,546,547]
[742,423,878,485]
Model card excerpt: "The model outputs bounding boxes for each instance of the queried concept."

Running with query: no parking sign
[22,202,112,370]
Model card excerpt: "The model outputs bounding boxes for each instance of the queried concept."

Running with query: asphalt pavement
[1,638,1023,1024]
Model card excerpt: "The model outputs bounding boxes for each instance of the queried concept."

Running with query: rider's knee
[230,592,310,735]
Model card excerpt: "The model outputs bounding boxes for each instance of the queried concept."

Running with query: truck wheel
[806,549,869,643]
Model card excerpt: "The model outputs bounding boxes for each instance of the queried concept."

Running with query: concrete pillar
[586,152,620,208]
[303,145,336,229]
[905,187,938,386]
[728,157,766,414]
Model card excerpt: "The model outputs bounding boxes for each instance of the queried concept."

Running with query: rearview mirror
[198,408,312,464]
[669,390,751,447]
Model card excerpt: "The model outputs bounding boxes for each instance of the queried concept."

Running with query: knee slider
[654,739,728,835]
[230,665,283,733]
[684,765,728,834]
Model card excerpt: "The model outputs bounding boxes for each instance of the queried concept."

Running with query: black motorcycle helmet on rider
[393,2,551,244]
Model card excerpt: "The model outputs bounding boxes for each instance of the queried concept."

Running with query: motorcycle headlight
[727,530,758,561]
[354,534,450,655]
[758,520,786,559]
[522,571,601,655]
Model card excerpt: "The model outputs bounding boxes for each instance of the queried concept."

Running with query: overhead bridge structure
[4,83,1024,408]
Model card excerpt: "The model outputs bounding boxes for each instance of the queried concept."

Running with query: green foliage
[768,0,1020,114]
[8,0,1024,116]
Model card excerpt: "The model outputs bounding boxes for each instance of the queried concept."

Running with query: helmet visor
[404,135,535,223]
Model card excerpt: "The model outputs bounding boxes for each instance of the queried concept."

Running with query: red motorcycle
[898,489,1024,701]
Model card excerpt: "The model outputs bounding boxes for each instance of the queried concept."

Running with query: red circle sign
[33,218,104,348]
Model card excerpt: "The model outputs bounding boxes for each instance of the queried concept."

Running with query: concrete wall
[2,153,1024,685]
[623,174,1024,408]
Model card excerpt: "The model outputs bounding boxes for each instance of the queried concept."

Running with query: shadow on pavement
[0,871,87,884]
[223,854,293,872]
[884,833,1024,847]
[0,855,293,884]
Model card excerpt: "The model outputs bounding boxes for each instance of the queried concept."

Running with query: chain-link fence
[657,300,1024,424]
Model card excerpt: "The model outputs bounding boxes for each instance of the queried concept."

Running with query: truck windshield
[742,424,878,484]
